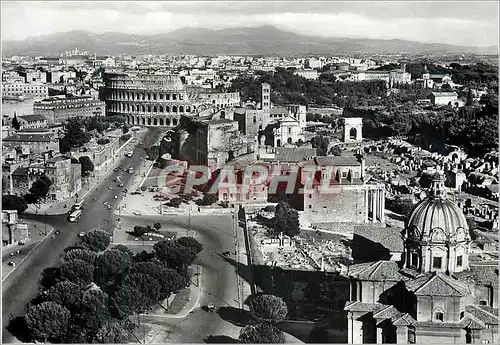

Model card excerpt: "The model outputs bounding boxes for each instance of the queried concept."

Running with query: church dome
[406,173,469,243]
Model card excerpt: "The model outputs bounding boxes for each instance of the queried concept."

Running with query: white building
[430,91,458,106]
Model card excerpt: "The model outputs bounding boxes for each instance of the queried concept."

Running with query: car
[79,232,85,237]
[118,183,124,187]
[123,189,128,193]
[222,251,231,256]
[207,303,216,313]
[108,186,114,190]
[113,168,118,172]
[114,195,118,199]
[55,230,60,235]
[18,240,25,245]
[7,261,15,267]
[16,249,21,254]
[133,211,142,216]
[10,252,15,257]
[107,205,112,210]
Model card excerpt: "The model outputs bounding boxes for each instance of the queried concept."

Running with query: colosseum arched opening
[179,105,184,113]
[173,118,178,126]
[160,118,164,126]
[166,118,171,126]
[172,106,177,113]
[148,118,152,126]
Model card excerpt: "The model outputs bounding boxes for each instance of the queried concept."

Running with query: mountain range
[2,26,497,56]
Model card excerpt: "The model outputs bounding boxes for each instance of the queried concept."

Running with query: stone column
[365,189,369,223]
[377,189,382,222]
[396,326,408,343]
[371,189,377,223]
[380,189,385,223]
[347,315,354,344]
[376,327,383,344]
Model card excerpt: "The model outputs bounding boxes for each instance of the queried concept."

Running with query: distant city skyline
[1,1,499,47]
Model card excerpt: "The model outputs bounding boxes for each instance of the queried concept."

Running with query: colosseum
[103,71,240,127]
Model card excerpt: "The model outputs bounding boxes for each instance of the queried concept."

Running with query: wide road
[125,213,244,343]
[2,129,161,343]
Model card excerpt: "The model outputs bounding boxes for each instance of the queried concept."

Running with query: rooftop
[18,114,46,122]
[314,155,361,167]
[405,272,470,296]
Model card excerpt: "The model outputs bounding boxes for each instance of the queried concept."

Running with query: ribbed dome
[406,172,469,243]
[407,198,469,240]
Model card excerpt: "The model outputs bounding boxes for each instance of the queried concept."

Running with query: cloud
[1,1,498,47]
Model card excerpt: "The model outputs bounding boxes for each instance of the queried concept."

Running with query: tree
[25,301,71,342]
[62,117,92,152]
[166,197,182,208]
[311,136,329,156]
[114,273,161,315]
[79,289,112,331]
[2,195,28,213]
[273,201,300,237]
[62,248,97,265]
[79,156,95,177]
[112,244,134,257]
[153,240,197,269]
[94,321,130,343]
[153,222,162,231]
[94,248,132,287]
[195,193,218,206]
[83,229,111,251]
[12,112,20,130]
[466,88,474,106]
[23,193,39,204]
[129,262,186,299]
[148,145,161,161]
[248,294,288,324]
[176,237,204,254]
[60,258,95,286]
[47,281,82,312]
[239,322,285,343]
[28,175,52,202]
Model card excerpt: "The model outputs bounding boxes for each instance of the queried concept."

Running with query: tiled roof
[270,106,288,115]
[431,91,458,97]
[373,305,403,320]
[413,321,465,329]
[12,167,28,176]
[344,301,385,313]
[462,315,486,330]
[392,313,416,326]
[455,266,499,286]
[18,114,46,122]
[3,133,53,142]
[275,147,317,163]
[353,225,404,253]
[314,155,361,167]
[349,260,407,282]
[405,272,469,296]
[465,305,499,325]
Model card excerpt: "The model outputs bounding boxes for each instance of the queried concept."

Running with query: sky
[2,1,499,47]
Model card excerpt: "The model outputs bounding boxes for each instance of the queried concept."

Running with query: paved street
[119,213,248,343]
[1,129,160,343]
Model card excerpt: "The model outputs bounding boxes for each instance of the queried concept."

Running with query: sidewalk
[2,221,55,280]
[24,136,138,216]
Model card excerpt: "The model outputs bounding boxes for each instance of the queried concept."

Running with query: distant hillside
[2,26,498,56]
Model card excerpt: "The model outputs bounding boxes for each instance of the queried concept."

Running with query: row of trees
[19,228,203,343]
[348,92,498,157]
[229,67,387,106]
[60,116,129,154]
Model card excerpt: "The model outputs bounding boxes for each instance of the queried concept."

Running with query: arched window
[350,127,357,140]
[147,118,151,126]
[172,106,177,113]
[434,309,444,322]
[173,118,178,126]
[165,106,170,113]
[153,106,157,113]
[166,93,170,100]
[172,94,177,101]
[159,118,164,126]
[147,93,151,100]
[159,106,164,113]
[153,118,158,126]
[166,118,171,126]
[179,105,184,113]
[147,105,151,112]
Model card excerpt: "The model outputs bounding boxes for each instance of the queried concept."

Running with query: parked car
[79,232,85,237]
[18,240,25,245]
[133,211,142,216]
[8,261,15,267]
[55,230,60,235]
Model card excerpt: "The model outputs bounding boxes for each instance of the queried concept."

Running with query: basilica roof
[405,272,470,296]
[349,260,408,282]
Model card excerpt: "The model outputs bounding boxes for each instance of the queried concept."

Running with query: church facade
[344,173,499,344]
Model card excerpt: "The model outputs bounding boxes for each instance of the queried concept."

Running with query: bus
[68,210,82,222]
[72,199,85,211]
